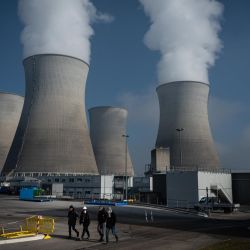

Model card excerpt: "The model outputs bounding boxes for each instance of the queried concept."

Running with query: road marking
[0,235,44,245]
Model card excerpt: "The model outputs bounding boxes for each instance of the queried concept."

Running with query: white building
[166,170,232,208]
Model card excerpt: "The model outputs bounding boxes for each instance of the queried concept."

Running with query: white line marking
[0,234,44,245]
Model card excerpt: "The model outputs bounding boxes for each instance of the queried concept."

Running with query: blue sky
[0,0,250,175]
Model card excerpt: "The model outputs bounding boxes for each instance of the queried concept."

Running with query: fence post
[145,210,148,223]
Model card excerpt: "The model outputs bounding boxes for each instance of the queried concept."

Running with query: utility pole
[122,134,129,200]
[176,128,184,167]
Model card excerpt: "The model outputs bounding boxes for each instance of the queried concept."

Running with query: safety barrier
[0,216,54,240]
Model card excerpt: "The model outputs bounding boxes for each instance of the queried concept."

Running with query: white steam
[18,0,113,63]
[139,0,223,84]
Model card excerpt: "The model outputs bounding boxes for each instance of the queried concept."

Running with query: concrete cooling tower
[2,54,98,176]
[0,93,24,173]
[156,81,220,170]
[89,106,134,176]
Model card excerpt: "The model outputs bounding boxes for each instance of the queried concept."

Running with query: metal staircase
[210,184,233,204]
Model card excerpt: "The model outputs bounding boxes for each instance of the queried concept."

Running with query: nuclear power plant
[147,81,234,208]
[0,92,24,173]
[0,54,138,200]
[0,66,238,205]
[155,81,220,170]
[89,106,134,176]
[2,54,98,176]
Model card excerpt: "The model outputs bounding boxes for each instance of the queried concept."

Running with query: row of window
[47,178,91,183]
[64,190,92,195]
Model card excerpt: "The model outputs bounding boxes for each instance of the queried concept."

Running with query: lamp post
[122,134,129,201]
[144,163,151,175]
[176,128,184,168]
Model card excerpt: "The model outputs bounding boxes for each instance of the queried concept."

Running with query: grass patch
[201,239,250,250]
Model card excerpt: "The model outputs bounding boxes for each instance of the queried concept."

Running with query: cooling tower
[89,106,134,176]
[156,81,220,170]
[0,93,24,173]
[2,54,98,175]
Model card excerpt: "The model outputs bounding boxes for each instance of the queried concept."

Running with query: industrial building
[166,170,232,208]
[0,92,24,173]
[0,55,138,200]
[0,58,248,206]
[156,81,220,170]
[2,54,98,176]
[150,147,170,174]
[141,81,235,208]
[3,174,114,199]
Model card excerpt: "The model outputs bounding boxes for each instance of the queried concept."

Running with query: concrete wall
[153,174,167,204]
[52,183,63,197]
[156,81,220,170]
[133,176,152,192]
[197,171,232,202]
[89,106,134,176]
[2,54,98,175]
[101,175,114,199]
[151,147,170,173]
[232,173,250,204]
[0,93,24,173]
[167,171,198,207]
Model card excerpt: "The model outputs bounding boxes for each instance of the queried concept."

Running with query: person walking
[106,207,118,243]
[68,205,79,239]
[79,206,90,240]
[97,206,108,242]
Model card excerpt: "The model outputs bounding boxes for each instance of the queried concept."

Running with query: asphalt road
[0,195,250,250]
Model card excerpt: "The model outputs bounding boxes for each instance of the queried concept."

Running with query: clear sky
[0,0,249,175]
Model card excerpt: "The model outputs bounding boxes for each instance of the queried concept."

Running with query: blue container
[19,187,37,200]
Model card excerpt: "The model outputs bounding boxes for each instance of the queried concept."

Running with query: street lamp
[122,134,129,201]
[176,128,184,168]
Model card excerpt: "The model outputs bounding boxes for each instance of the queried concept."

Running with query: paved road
[0,195,250,250]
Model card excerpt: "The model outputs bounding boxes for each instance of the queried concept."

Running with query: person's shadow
[51,234,101,242]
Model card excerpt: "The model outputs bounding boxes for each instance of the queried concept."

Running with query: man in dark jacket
[97,206,108,242]
[79,206,90,240]
[106,207,118,243]
[68,205,79,239]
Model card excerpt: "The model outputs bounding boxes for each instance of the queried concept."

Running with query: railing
[130,200,205,217]
[170,166,231,174]
[0,216,54,239]
[166,199,197,209]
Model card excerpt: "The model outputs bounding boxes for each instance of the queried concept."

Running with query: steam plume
[139,0,223,84]
[18,0,113,63]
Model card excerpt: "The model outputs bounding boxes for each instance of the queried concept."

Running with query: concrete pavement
[0,195,250,250]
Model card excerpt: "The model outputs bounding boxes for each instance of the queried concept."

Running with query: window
[55,178,59,183]
[62,179,66,183]
[77,178,82,182]
[85,191,91,194]
[48,179,51,183]
[85,179,90,183]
